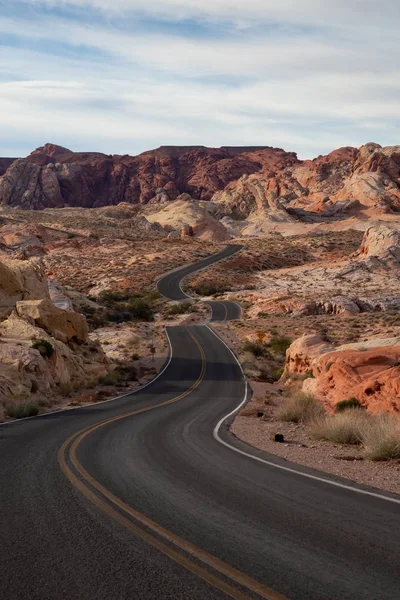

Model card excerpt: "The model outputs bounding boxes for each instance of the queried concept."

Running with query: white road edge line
[0,330,173,427]
[207,325,400,506]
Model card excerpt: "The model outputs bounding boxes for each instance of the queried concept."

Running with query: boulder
[0,257,49,318]
[16,298,88,343]
[282,333,333,379]
[358,224,400,265]
[312,345,400,414]
[0,312,108,405]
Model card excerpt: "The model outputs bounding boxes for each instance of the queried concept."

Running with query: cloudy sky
[1,1,399,158]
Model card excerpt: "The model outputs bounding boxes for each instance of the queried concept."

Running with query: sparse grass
[190,281,232,296]
[267,334,292,355]
[5,401,40,419]
[166,302,193,316]
[99,363,137,386]
[279,393,325,424]
[335,397,363,413]
[311,409,368,445]
[243,341,270,358]
[361,414,400,461]
[31,339,54,358]
[59,381,73,396]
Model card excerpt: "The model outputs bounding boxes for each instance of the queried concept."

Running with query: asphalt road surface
[1,246,400,600]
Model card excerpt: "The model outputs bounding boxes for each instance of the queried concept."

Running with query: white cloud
[21,1,400,30]
[1,2,400,157]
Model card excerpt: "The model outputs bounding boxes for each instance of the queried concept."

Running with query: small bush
[89,233,100,240]
[191,282,232,296]
[335,397,363,413]
[311,410,368,445]
[279,393,325,424]
[268,334,292,355]
[167,302,192,316]
[32,339,54,358]
[59,381,73,396]
[128,298,154,321]
[99,290,129,306]
[5,402,40,419]
[67,232,77,239]
[271,367,284,382]
[243,341,270,358]
[362,414,400,461]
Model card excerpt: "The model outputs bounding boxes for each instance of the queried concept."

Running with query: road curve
[157,243,243,321]
[1,247,400,600]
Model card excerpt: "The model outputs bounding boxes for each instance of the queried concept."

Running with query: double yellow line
[58,330,287,600]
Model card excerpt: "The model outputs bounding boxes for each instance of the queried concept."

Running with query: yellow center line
[58,329,288,600]
[223,302,229,321]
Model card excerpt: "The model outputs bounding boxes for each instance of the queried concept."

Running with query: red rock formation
[0,144,298,209]
[313,347,400,414]
[2,141,400,214]
[0,158,17,177]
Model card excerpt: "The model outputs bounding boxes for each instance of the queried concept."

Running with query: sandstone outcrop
[0,312,107,402]
[0,256,108,412]
[144,197,230,242]
[2,142,400,217]
[283,333,400,413]
[357,224,400,267]
[0,257,49,318]
[282,333,333,378]
[0,143,297,209]
[16,298,88,343]
[0,158,17,176]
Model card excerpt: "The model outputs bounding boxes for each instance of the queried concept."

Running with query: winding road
[1,245,400,600]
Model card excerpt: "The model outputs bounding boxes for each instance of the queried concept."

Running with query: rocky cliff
[0,143,297,209]
[0,256,108,416]
[1,142,400,217]
[0,158,17,177]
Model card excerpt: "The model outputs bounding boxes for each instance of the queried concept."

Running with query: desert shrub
[32,339,54,358]
[67,232,77,239]
[59,382,73,396]
[271,367,284,382]
[243,341,270,358]
[311,410,368,445]
[279,393,325,424]
[167,302,192,316]
[362,414,400,461]
[99,371,122,386]
[99,364,137,386]
[268,334,292,355]
[5,401,40,419]
[99,290,129,306]
[89,233,99,240]
[142,290,162,303]
[335,397,363,413]
[191,282,232,296]
[115,364,137,381]
[128,298,154,321]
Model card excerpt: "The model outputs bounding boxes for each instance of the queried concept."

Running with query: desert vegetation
[278,392,400,462]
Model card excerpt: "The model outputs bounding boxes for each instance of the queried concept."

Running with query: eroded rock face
[2,141,400,215]
[0,157,17,176]
[0,144,297,209]
[0,312,107,401]
[358,224,400,266]
[0,257,49,318]
[282,333,333,378]
[283,333,400,413]
[0,256,107,411]
[313,344,400,414]
[16,298,88,343]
